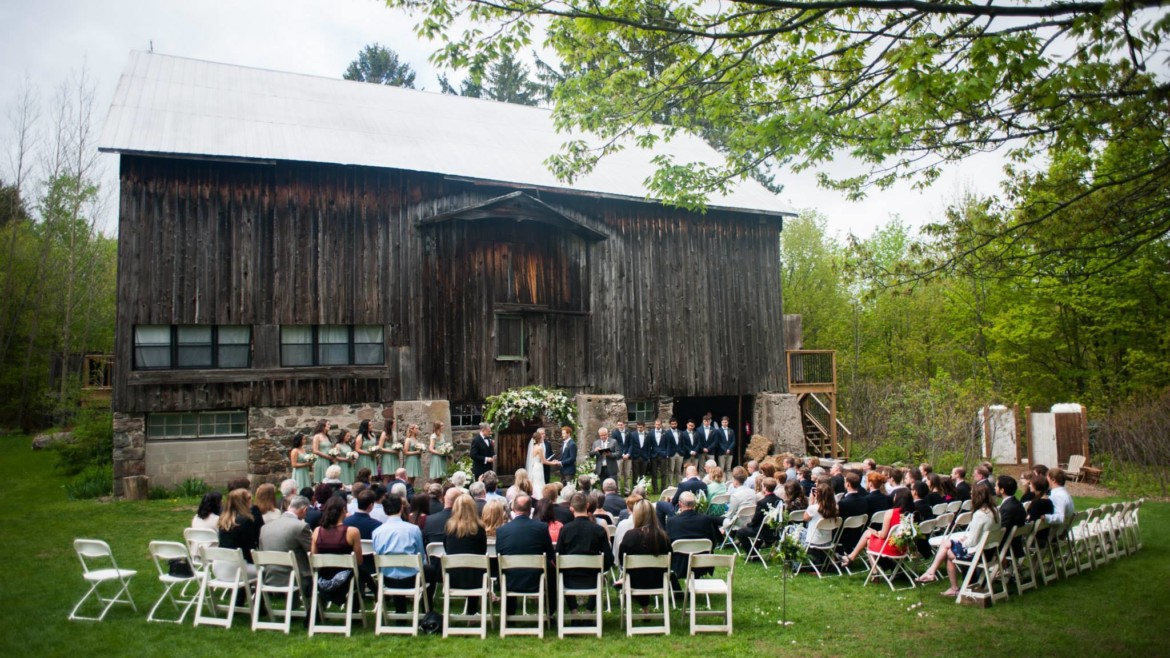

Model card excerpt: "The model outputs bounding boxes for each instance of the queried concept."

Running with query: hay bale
[744,434,773,462]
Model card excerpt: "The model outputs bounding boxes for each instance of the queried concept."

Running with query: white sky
[0,0,1008,240]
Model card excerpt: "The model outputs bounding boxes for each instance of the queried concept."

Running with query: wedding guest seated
[613,494,640,561]
[998,475,1027,554]
[1025,475,1054,545]
[215,488,263,581]
[554,485,576,525]
[841,489,914,568]
[443,493,488,614]
[506,469,534,504]
[354,467,374,487]
[829,463,846,495]
[541,484,560,509]
[322,465,344,488]
[785,481,809,513]
[926,473,946,506]
[311,496,362,605]
[1020,464,1049,503]
[837,473,869,552]
[798,467,815,498]
[557,492,613,614]
[736,478,782,556]
[279,479,299,511]
[1043,467,1076,536]
[672,464,709,507]
[782,456,798,483]
[702,459,718,484]
[912,482,935,522]
[390,482,408,504]
[601,479,625,516]
[744,460,760,490]
[723,468,757,533]
[916,485,999,595]
[254,483,281,524]
[951,467,972,501]
[707,467,728,516]
[974,465,995,498]
[483,471,506,503]
[590,491,615,526]
[802,482,840,551]
[865,472,892,519]
[537,497,564,543]
[423,487,461,547]
[482,499,507,539]
[919,462,933,477]
[347,483,368,515]
[666,491,722,581]
[258,494,312,597]
[344,488,383,595]
[306,485,330,530]
[495,494,554,615]
[191,491,222,531]
[389,468,415,500]
[577,475,594,496]
[426,483,444,514]
[616,500,671,614]
[469,482,488,515]
[372,493,435,614]
[408,493,430,529]
[939,475,959,502]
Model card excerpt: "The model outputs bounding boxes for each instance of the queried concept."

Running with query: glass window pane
[353,325,383,343]
[281,326,312,345]
[218,326,250,344]
[354,344,383,365]
[135,325,170,345]
[281,345,313,367]
[176,326,212,345]
[177,346,213,368]
[319,325,348,344]
[135,346,171,369]
[318,344,349,365]
[218,345,250,368]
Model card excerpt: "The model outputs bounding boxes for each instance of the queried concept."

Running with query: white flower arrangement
[634,475,652,493]
[389,441,404,452]
[436,442,454,456]
[578,455,597,478]
[889,518,920,551]
[763,503,786,529]
[328,446,341,458]
[303,453,317,464]
[483,385,579,435]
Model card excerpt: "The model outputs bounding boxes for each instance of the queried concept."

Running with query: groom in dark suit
[469,423,495,480]
[559,427,577,481]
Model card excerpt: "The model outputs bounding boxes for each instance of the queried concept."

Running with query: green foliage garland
[482,385,578,434]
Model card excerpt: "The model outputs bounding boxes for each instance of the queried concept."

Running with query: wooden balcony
[787,350,836,394]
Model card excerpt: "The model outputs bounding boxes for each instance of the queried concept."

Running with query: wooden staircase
[787,350,851,459]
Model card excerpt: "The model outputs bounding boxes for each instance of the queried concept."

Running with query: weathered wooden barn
[100,52,806,492]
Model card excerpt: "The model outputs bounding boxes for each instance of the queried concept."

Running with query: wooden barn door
[1053,412,1083,465]
[497,417,543,481]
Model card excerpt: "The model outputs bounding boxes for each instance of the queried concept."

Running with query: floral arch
[482,385,579,434]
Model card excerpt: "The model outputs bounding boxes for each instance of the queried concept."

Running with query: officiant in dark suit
[470,423,495,480]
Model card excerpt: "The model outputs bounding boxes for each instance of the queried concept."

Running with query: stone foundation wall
[146,438,249,491]
[391,400,452,481]
[576,394,627,446]
[112,412,146,496]
[753,392,803,455]
[248,403,390,486]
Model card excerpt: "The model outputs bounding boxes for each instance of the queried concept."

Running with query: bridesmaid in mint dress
[290,433,313,491]
[403,424,424,482]
[337,430,356,485]
[378,419,399,483]
[428,420,448,481]
[310,419,333,484]
[354,419,377,478]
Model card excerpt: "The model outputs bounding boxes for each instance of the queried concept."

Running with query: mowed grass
[2,434,1168,658]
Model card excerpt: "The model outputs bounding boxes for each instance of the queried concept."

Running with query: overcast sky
[0,0,1007,239]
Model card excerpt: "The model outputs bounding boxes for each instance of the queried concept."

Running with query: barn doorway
[671,395,754,465]
[496,416,543,483]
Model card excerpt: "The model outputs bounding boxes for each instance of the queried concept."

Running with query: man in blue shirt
[371,494,434,613]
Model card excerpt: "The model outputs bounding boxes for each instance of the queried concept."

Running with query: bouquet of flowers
[304,453,318,464]
[763,503,786,530]
[368,444,381,455]
[436,442,454,456]
[578,455,597,478]
[389,441,404,452]
[348,451,359,463]
[889,518,920,551]
[328,446,341,459]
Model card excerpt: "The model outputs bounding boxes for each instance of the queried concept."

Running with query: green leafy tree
[343,43,417,88]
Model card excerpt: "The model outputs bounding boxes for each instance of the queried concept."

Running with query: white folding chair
[931,503,948,516]
[949,511,973,536]
[183,527,218,573]
[660,487,678,502]
[441,554,491,638]
[621,554,671,636]
[194,546,254,628]
[744,522,771,570]
[709,493,731,509]
[954,527,1004,604]
[945,501,962,514]
[960,500,973,512]
[308,553,365,637]
[69,539,138,622]
[835,514,869,575]
[147,540,197,623]
[797,517,843,578]
[721,504,755,553]
[1131,498,1145,552]
[556,554,604,638]
[686,554,734,635]
[251,549,307,633]
[499,554,547,637]
[1008,522,1039,596]
[931,513,954,538]
[1034,519,1062,585]
[863,539,916,592]
[373,553,428,635]
[672,539,713,607]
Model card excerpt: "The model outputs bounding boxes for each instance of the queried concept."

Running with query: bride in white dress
[526,428,559,499]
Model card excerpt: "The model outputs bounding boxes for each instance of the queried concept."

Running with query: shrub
[175,477,209,498]
[64,464,112,500]
[148,486,172,500]
[52,408,113,476]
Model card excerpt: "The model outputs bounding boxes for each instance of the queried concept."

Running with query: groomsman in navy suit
[716,416,736,474]
[611,420,634,494]
[678,419,699,470]
[630,421,652,490]
[666,418,683,487]
[650,419,673,493]
[698,415,717,461]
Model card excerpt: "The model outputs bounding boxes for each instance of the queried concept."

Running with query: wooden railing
[787,350,836,393]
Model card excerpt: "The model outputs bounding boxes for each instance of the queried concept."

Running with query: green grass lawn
[2,434,1167,657]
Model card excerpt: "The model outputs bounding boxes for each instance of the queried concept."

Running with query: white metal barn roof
[99,51,794,217]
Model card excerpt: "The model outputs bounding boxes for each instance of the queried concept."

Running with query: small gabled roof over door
[416,191,609,242]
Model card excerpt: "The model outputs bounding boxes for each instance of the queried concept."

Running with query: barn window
[133,325,252,370]
[627,400,656,423]
[496,314,525,360]
[451,402,484,428]
[280,325,385,367]
[146,410,247,440]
